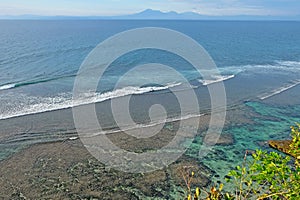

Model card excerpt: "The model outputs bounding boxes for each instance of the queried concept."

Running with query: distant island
[1,9,300,20]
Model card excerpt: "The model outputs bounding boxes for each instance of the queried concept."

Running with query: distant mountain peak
[127,9,198,19]
[136,9,164,15]
[139,9,160,13]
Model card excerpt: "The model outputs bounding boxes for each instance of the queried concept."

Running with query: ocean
[0,20,300,187]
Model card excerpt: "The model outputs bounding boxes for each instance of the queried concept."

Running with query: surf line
[0,83,183,120]
[199,74,235,86]
[259,80,300,100]
[0,83,16,91]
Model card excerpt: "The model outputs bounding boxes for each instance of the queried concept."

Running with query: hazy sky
[1,0,299,16]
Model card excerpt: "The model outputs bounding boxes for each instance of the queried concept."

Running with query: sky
[0,0,299,16]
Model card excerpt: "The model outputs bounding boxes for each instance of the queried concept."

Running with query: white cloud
[163,0,293,15]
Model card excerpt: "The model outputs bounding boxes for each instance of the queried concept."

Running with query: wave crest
[0,84,16,91]
[0,83,182,120]
[199,74,235,86]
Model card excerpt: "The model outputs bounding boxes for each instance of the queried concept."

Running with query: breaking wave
[0,83,182,120]
[199,75,235,86]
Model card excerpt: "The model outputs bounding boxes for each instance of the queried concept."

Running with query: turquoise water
[186,101,300,187]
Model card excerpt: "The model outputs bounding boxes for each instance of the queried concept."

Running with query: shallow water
[185,100,300,189]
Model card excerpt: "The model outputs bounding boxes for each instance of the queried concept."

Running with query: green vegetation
[183,124,300,200]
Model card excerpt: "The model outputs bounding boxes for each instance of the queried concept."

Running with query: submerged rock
[256,140,269,148]
[169,160,212,188]
[204,133,234,146]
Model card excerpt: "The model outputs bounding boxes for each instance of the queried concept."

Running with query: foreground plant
[290,123,300,166]
[227,124,300,200]
[182,124,300,200]
[180,165,231,200]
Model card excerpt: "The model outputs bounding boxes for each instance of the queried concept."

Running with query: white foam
[223,61,300,74]
[259,80,300,100]
[0,83,182,120]
[0,84,16,91]
[275,60,300,67]
[73,82,182,107]
[199,74,235,86]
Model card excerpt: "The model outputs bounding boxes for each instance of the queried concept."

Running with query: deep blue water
[0,21,300,184]
[0,20,300,120]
